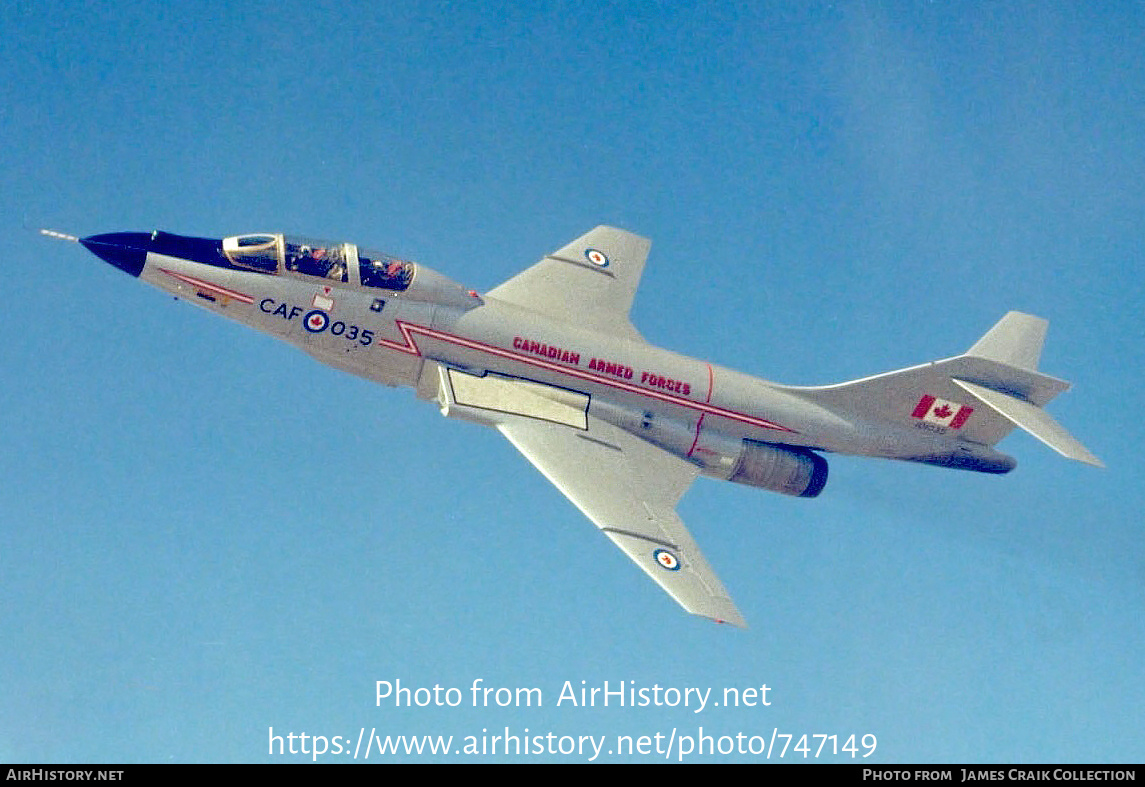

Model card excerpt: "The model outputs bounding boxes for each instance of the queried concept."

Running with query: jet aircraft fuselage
[64,226,1100,627]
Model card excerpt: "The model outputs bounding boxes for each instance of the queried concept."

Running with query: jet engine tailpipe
[729,440,828,498]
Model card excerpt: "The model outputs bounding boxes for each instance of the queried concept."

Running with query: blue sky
[2,0,1143,763]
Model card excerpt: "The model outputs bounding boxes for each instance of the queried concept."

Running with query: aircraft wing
[486,226,650,342]
[497,414,746,627]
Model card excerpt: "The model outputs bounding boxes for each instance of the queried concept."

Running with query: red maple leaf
[932,404,953,419]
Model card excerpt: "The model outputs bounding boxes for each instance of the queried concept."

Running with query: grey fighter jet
[54,226,1101,627]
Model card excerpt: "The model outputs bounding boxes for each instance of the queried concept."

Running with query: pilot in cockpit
[287,244,345,282]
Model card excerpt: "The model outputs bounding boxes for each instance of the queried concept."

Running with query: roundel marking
[303,310,330,333]
[585,248,609,267]
[653,548,681,571]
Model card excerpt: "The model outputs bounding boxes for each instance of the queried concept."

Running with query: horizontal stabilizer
[952,379,1103,467]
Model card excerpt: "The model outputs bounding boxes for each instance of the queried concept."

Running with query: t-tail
[790,312,1103,471]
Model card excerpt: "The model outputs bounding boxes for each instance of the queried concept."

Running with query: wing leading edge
[497,414,746,628]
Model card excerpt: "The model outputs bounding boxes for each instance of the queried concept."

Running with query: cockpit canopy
[222,234,414,292]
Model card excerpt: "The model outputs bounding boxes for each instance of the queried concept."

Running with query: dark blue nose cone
[80,232,151,277]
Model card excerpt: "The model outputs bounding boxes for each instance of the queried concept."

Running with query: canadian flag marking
[911,394,973,429]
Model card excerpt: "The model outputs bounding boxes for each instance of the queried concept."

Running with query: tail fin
[958,312,1102,466]
[790,312,1103,468]
[966,311,1047,370]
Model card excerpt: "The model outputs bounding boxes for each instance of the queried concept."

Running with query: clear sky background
[2,0,1143,764]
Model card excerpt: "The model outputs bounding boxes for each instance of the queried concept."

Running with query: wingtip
[716,619,748,630]
[704,611,748,629]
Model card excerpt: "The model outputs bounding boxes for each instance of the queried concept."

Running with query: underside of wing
[486,226,650,342]
[496,413,745,628]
